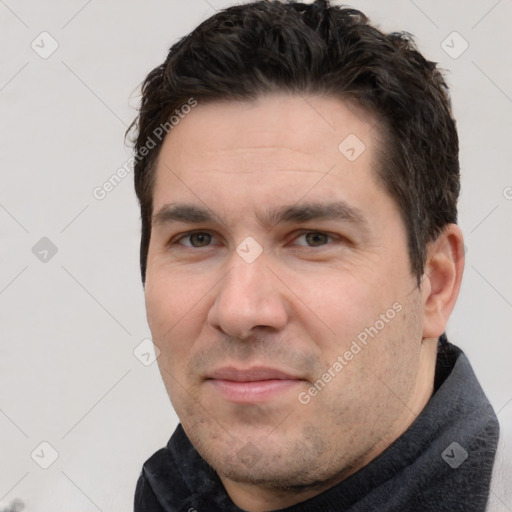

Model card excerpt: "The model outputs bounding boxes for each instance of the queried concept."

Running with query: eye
[177,231,214,248]
[294,231,334,247]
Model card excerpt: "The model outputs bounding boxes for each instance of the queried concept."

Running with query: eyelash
[172,230,338,248]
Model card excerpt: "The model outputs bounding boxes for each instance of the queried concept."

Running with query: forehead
[158,93,378,165]
[152,93,387,217]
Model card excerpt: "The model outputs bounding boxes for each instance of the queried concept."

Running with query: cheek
[146,266,203,328]
[145,274,211,416]
[302,272,386,351]
[302,269,415,399]
[144,272,207,367]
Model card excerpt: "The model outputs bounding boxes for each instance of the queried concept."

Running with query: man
[130,1,499,510]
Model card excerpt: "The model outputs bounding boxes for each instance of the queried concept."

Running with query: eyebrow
[152,201,368,230]
[153,203,217,225]
[264,201,367,228]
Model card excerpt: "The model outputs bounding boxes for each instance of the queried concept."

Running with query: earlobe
[422,224,465,339]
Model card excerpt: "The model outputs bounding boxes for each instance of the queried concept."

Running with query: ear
[421,224,465,339]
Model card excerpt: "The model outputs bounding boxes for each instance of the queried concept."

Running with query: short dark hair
[128,0,460,285]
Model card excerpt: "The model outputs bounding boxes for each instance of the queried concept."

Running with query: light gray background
[1,1,511,510]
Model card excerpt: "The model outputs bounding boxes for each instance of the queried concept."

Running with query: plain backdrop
[1,1,511,510]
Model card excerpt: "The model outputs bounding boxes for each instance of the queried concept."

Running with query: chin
[192,428,335,490]
[214,454,341,493]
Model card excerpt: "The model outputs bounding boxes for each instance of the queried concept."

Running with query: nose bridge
[208,247,288,337]
[222,248,272,306]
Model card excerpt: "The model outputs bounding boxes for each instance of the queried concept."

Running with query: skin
[144,93,465,511]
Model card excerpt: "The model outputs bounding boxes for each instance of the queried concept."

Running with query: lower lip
[207,379,301,403]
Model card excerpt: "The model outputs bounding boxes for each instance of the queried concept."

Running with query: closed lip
[206,366,303,382]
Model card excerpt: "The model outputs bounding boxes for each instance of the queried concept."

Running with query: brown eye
[303,232,330,247]
[183,232,212,247]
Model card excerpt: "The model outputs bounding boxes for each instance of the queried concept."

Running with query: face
[145,94,433,503]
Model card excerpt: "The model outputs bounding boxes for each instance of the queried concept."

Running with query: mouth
[205,366,305,404]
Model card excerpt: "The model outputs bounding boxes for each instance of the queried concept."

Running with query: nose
[207,250,289,340]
